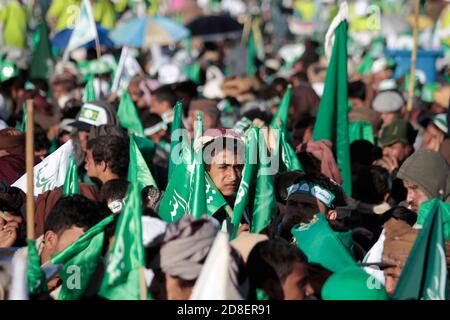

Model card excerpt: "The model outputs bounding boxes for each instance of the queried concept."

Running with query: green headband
[286,181,336,209]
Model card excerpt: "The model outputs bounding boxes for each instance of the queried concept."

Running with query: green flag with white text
[63,155,80,195]
[50,215,115,300]
[99,183,146,300]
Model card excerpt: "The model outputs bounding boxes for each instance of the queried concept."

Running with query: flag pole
[139,268,147,300]
[26,99,35,241]
[406,0,420,119]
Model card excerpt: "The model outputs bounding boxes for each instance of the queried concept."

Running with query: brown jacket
[34,183,100,238]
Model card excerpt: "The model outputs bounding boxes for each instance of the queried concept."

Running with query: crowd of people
[0,0,450,301]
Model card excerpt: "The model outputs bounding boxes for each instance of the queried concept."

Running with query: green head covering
[379,119,417,147]
[321,267,389,300]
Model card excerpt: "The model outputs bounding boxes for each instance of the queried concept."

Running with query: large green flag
[231,127,258,239]
[99,183,146,300]
[63,155,80,195]
[292,213,357,273]
[270,84,292,134]
[128,135,157,190]
[27,240,48,296]
[312,7,352,195]
[50,215,115,300]
[168,101,183,178]
[83,75,97,103]
[189,112,207,219]
[117,91,144,136]
[30,17,53,80]
[251,129,277,234]
[393,199,450,300]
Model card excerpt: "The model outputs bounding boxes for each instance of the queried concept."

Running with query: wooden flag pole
[139,267,147,300]
[406,0,420,119]
[26,99,35,241]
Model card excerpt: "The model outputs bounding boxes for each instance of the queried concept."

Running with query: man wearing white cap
[372,90,406,129]
[421,113,448,152]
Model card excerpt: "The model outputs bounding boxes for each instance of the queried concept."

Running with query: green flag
[393,199,450,300]
[63,155,80,195]
[168,101,183,178]
[270,84,292,134]
[134,135,157,168]
[30,16,54,80]
[50,215,115,300]
[117,91,144,136]
[348,121,375,144]
[312,9,352,195]
[99,183,146,300]
[251,129,277,234]
[189,112,207,219]
[128,135,157,190]
[231,127,258,239]
[83,75,97,103]
[27,240,48,296]
[271,121,303,172]
[247,29,257,77]
[292,213,357,273]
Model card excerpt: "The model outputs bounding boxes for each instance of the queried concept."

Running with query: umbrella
[186,14,243,41]
[110,16,190,48]
[51,24,114,50]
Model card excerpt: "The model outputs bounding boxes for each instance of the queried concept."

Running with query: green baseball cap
[379,119,417,147]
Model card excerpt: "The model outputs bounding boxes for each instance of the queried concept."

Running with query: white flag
[12,140,74,196]
[111,46,143,96]
[190,231,241,300]
[63,0,98,61]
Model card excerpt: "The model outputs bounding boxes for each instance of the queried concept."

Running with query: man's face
[404,179,429,212]
[281,262,314,300]
[165,274,192,300]
[151,99,171,116]
[128,84,145,108]
[383,142,412,164]
[421,123,445,152]
[380,112,399,128]
[84,149,103,180]
[51,83,68,101]
[285,193,328,225]
[78,130,90,152]
[42,226,85,264]
[206,149,243,198]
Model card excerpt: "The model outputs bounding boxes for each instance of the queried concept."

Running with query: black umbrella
[186,14,243,41]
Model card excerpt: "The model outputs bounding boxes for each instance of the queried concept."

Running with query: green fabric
[47,0,82,32]
[83,75,96,103]
[292,214,357,273]
[378,119,414,147]
[134,135,157,168]
[168,101,183,178]
[63,155,80,195]
[30,17,54,80]
[128,135,158,191]
[416,199,450,241]
[0,59,19,83]
[93,0,117,30]
[99,183,146,300]
[18,104,26,132]
[50,215,115,300]
[117,91,144,136]
[189,113,207,219]
[251,129,277,234]
[312,20,352,196]
[231,128,258,239]
[270,84,292,134]
[421,83,441,103]
[348,121,375,144]
[393,199,449,300]
[0,1,27,49]
[321,267,388,300]
[184,63,201,84]
[27,240,48,296]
